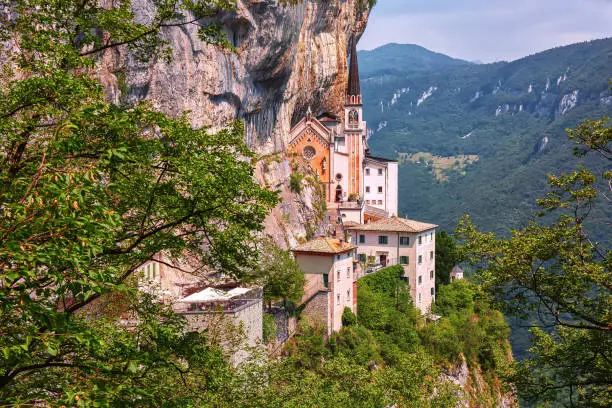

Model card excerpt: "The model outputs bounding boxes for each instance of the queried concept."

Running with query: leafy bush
[289,172,304,193]
[342,307,357,326]
[263,313,278,344]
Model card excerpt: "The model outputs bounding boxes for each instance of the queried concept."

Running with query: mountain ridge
[361,38,612,237]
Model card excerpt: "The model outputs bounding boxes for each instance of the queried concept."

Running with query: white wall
[363,162,387,211]
[387,162,398,217]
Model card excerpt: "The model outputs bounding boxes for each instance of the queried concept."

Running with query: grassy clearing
[398,152,479,181]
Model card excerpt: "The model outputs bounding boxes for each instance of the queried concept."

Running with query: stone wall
[300,290,330,334]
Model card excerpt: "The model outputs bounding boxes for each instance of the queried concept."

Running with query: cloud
[360,0,612,62]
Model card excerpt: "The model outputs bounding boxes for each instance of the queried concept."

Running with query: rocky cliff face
[99,0,370,154]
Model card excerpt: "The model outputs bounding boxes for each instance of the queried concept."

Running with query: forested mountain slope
[362,39,612,236]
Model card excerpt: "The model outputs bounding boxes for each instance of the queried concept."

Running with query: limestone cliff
[99,0,370,154]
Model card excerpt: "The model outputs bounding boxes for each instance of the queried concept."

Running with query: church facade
[288,40,398,225]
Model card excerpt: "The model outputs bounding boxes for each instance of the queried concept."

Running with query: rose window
[303,146,316,160]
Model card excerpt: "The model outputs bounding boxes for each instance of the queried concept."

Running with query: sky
[359,0,612,63]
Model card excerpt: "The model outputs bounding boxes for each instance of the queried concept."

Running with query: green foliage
[341,306,357,327]
[419,280,511,372]
[262,313,278,344]
[252,238,305,307]
[435,230,461,287]
[0,0,280,403]
[458,118,612,406]
[289,171,304,193]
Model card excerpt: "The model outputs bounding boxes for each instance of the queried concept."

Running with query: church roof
[292,237,356,255]
[347,37,361,98]
[346,217,438,233]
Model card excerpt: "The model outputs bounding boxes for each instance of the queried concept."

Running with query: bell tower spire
[346,36,362,106]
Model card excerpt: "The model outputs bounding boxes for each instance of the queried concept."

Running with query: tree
[0,0,278,404]
[435,230,461,288]
[458,118,611,407]
[254,238,305,308]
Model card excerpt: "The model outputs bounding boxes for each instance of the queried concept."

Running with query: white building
[347,217,437,314]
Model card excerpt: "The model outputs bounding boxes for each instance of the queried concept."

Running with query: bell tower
[345,37,365,198]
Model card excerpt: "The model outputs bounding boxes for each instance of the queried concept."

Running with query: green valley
[361,39,612,237]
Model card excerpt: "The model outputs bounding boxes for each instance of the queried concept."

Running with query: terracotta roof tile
[346,217,438,233]
[292,237,356,254]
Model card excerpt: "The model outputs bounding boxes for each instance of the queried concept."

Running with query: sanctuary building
[288,40,398,225]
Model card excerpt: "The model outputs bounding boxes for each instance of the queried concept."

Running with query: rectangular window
[359,234,365,244]
[418,255,422,264]
[378,169,383,176]
[418,293,422,303]
[418,276,422,285]
[431,287,435,296]
[359,253,366,262]
[378,186,383,193]
[152,263,156,279]
[347,267,351,278]
[365,186,370,193]
[365,168,370,176]
[400,236,410,246]
[430,270,434,280]
[365,200,370,204]
[146,264,150,279]
[378,200,383,205]
[430,251,434,260]
[418,236,422,245]
[337,270,341,280]
[347,289,351,303]
[337,294,341,305]
[378,235,388,245]
[400,256,409,265]
[323,274,329,288]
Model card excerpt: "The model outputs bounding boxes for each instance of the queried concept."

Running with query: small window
[418,276,422,285]
[430,251,434,260]
[323,274,329,288]
[418,236,422,245]
[431,287,435,296]
[365,168,370,176]
[366,200,370,204]
[152,263,156,279]
[430,270,434,279]
[146,264,150,279]
[400,236,410,246]
[337,270,341,280]
[359,234,366,244]
[418,293,422,303]
[378,235,388,245]
[337,294,341,305]
[347,267,351,278]
[337,255,341,260]
[378,186,383,193]
[400,256,409,265]
[347,289,351,302]
[378,169,383,176]
[378,200,383,205]
[365,186,370,193]
[418,255,422,264]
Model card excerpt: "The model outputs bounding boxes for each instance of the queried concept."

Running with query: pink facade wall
[352,229,436,314]
[295,250,357,335]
